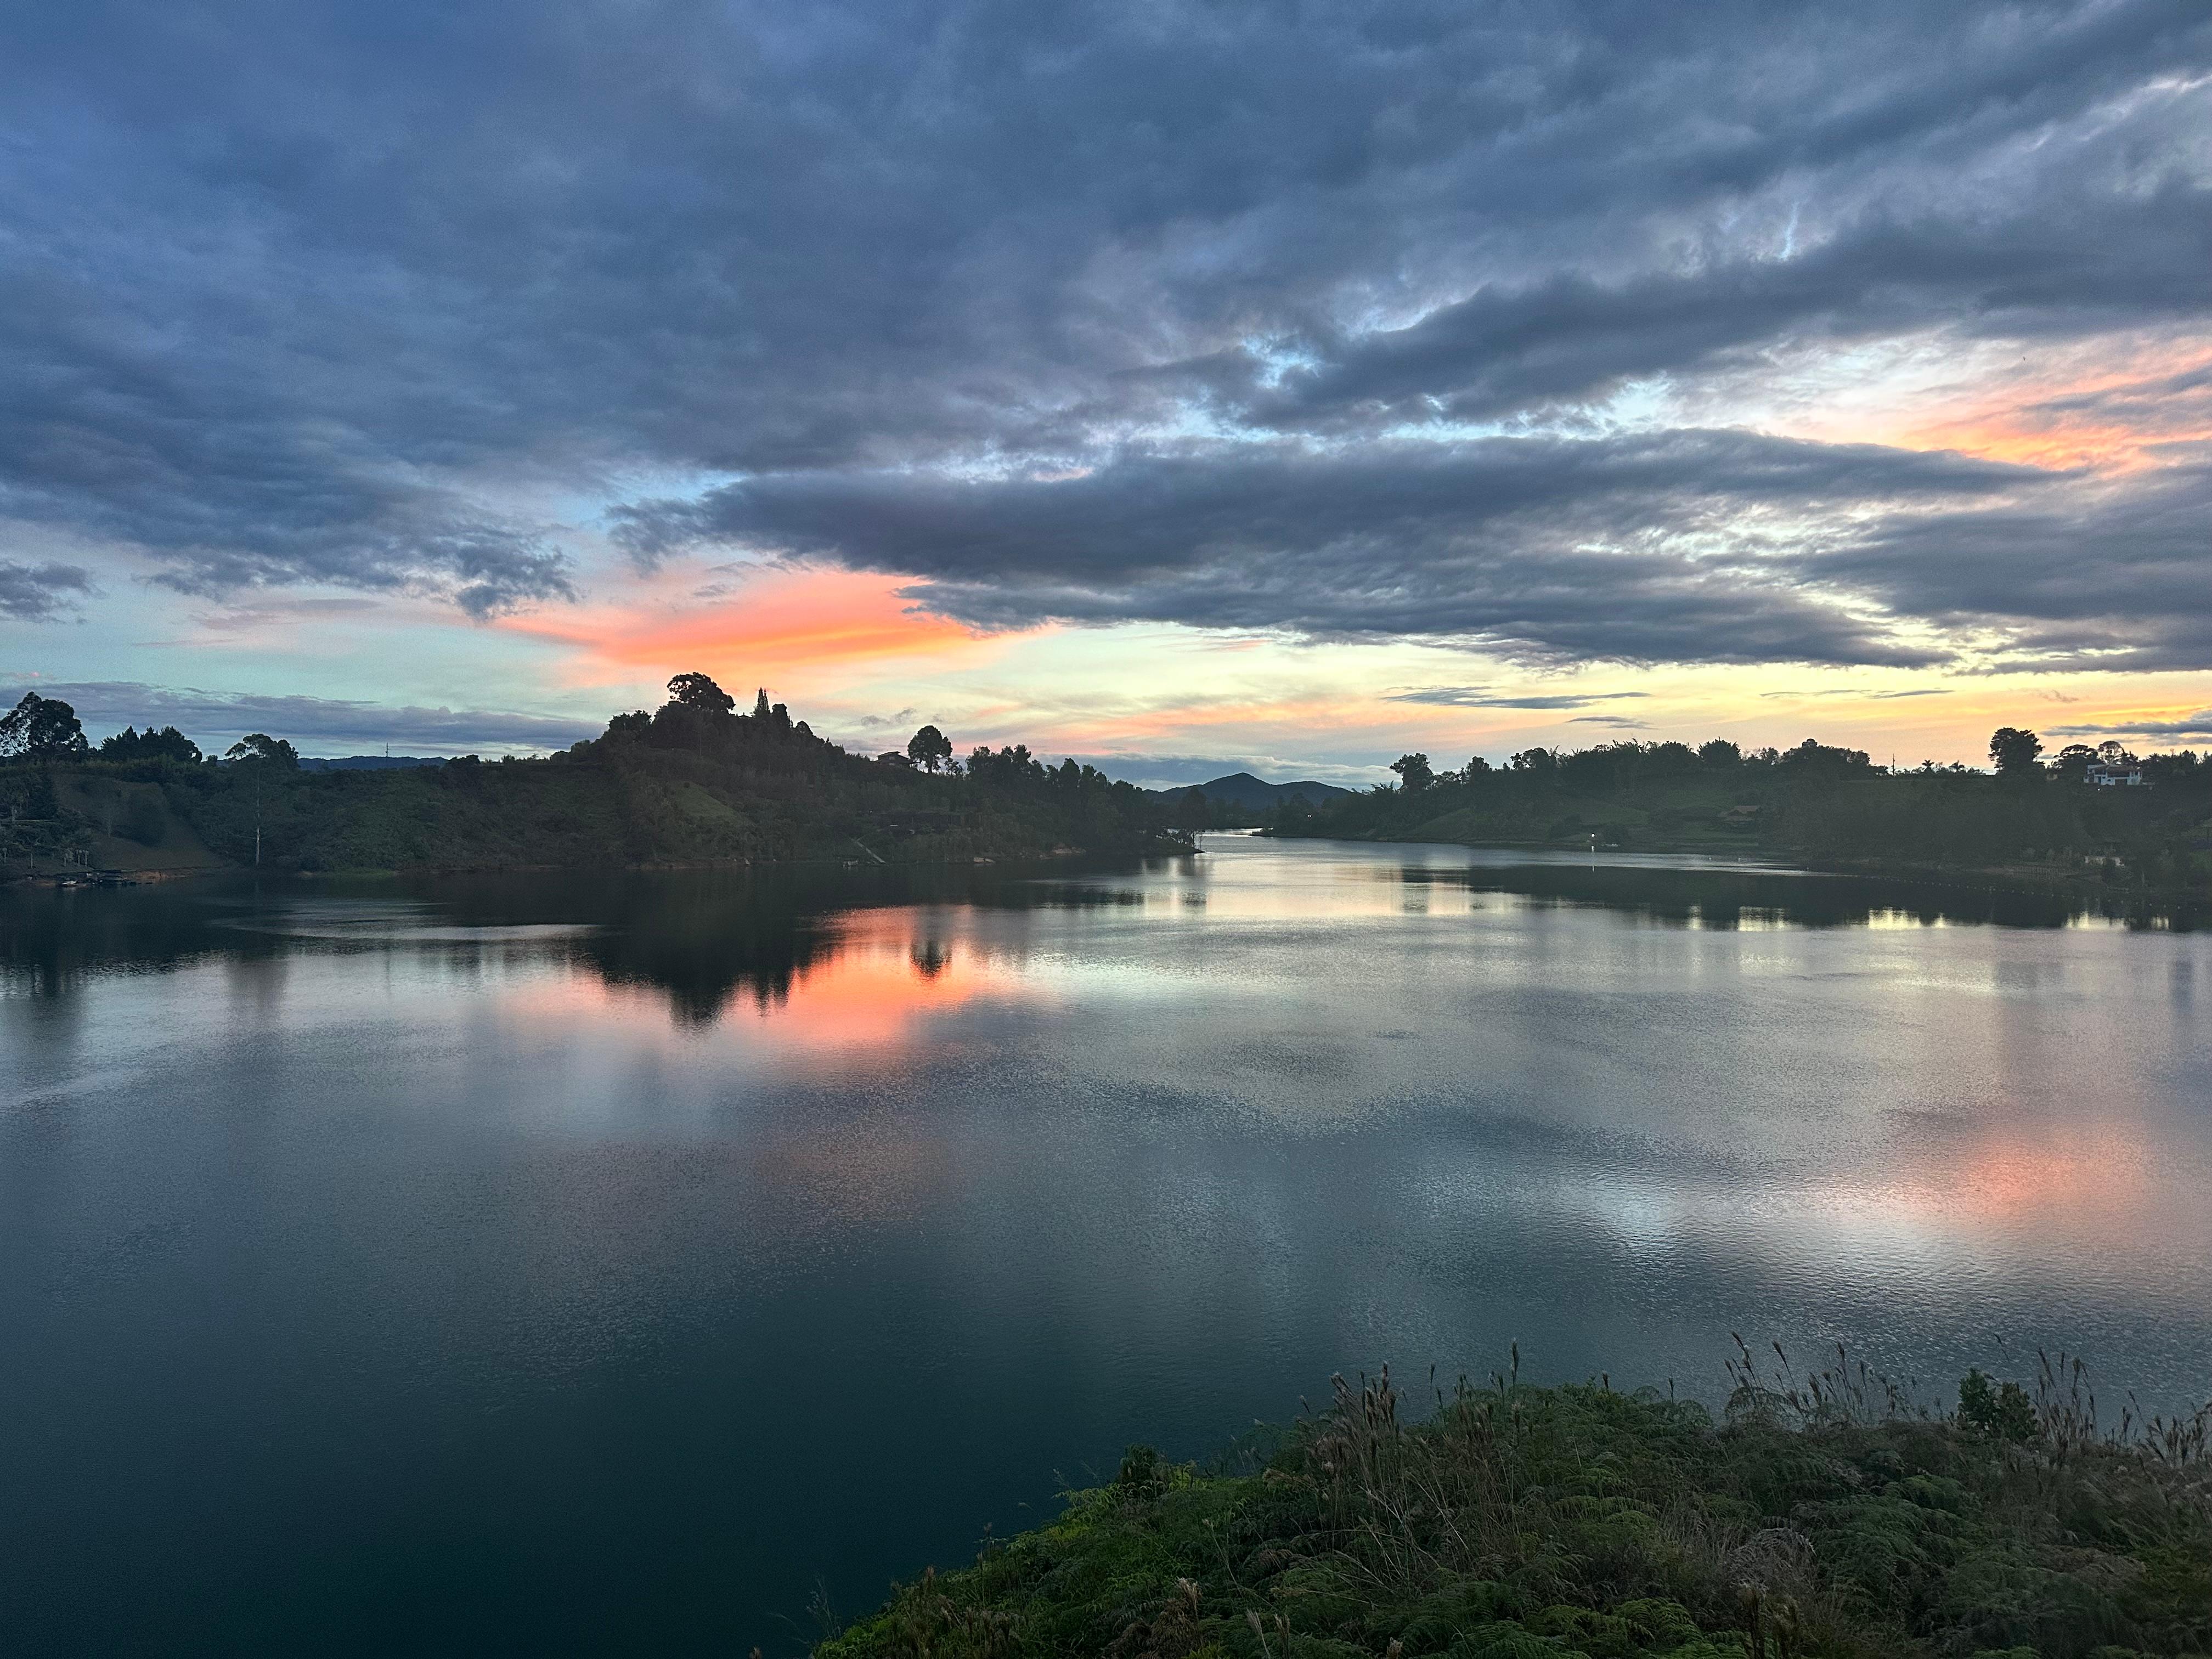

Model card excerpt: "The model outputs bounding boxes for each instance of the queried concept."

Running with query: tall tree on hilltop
[100,725,202,763]
[1989,726,2044,776]
[1390,753,1434,792]
[0,692,89,760]
[667,673,736,715]
[225,733,300,769]
[907,725,952,772]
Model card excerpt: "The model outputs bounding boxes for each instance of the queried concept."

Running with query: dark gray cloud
[9,680,601,754]
[1,0,2206,661]
[1226,179,2212,434]
[0,559,92,621]
[2018,362,2212,448]
[2050,711,2212,742]
[616,432,2040,665]
[1809,462,2212,672]
[0,253,578,617]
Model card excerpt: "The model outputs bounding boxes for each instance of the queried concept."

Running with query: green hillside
[0,682,1187,876]
[1263,740,2212,900]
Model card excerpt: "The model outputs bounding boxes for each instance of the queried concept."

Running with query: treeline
[0,681,1187,874]
[1265,732,2212,894]
[11,681,2210,890]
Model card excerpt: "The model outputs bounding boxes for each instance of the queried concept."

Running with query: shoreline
[2,834,1197,889]
[1255,826,2209,913]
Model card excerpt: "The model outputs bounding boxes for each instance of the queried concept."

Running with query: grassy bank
[822,1351,2211,1659]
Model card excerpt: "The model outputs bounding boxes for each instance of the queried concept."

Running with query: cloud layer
[10,681,600,754]
[2051,710,2212,742]
[2,0,2207,664]
[615,432,2050,665]
[0,560,92,621]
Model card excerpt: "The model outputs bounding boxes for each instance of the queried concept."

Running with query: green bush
[1960,1370,2039,1444]
[821,1360,2212,1659]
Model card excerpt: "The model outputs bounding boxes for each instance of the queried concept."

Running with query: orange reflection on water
[1824,1122,2179,1249]
[744,912,1034,1049]
[492,904,1046,1045]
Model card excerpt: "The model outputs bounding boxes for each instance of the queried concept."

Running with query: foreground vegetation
[0,680,1185,874]
[824,1351,2212,1659]
[1260,738,2212,900]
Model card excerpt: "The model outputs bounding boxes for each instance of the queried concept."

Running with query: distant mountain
[1151,771,1353,810]
[298,755,448,771]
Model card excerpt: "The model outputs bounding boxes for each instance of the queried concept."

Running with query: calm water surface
[4,836,2209,1654]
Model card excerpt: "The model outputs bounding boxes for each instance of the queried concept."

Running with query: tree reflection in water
[1,846,2197,1020]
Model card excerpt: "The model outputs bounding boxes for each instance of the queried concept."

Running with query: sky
[2,0,2209,783]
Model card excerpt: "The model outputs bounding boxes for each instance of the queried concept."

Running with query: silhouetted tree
[0,692,88,760]
[906,724,953,772]
[225,733,300,769]
[752,688,772,718]
[1697,738,1742,767]
[966,744,1042,786]
[1779,738,1872,773]
[99,725,202,763]
[1989,726,2044,776]
[667,673,736,715]
[1390,753,1434,792]
[1169,787,1212,829]
[1509,747,1555,774]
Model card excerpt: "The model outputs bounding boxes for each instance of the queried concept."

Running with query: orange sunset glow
[1892,357,2212,473]
[503,565,1014,697]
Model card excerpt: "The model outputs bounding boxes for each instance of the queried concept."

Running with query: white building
[2085,740,2145,786]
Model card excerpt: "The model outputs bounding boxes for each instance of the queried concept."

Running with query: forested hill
[0,681,1188,876]
[1265,737,2212,897]
[1149,771,1353,819]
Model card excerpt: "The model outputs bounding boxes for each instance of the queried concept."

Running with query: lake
[4,835,2209,1655]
